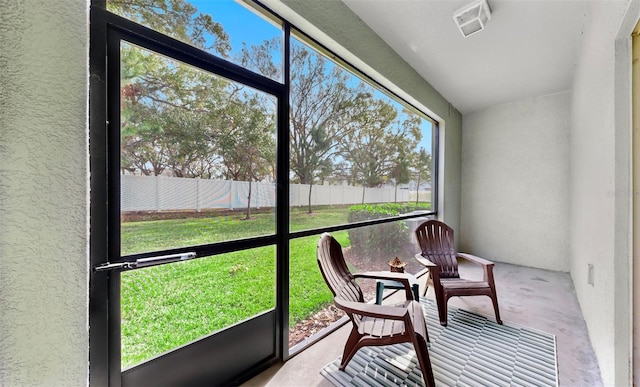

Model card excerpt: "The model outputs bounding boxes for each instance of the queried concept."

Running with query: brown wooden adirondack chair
[414,220,502,327]
[316,233,435,387]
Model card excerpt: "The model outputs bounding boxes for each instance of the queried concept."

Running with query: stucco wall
[0,1,89,386]
[270,0,463,236]
[570,1,633,385]
[460,92,571,271]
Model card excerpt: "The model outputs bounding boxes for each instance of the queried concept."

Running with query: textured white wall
[460,92,571,271]
[570,1,633,385]
[0,1,89,386]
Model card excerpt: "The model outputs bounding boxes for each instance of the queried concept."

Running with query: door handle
[94,252,196,272]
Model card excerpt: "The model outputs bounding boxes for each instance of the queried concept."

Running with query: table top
[377,273,418,288]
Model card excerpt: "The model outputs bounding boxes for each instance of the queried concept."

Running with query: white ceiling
[342,0,591,114]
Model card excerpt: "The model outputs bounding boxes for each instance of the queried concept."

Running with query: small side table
[375,275,420,305]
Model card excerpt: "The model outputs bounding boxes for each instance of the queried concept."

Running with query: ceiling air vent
[453,0,491,37]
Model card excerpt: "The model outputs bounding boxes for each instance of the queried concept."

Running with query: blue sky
[191,0,432,153]
[196,0,281,51]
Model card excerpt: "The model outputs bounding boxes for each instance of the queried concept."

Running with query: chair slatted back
[415,220,460,279]
[317,233,364,304]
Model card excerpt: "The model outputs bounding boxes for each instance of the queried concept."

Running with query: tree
[243,39,355,213]
[216,91,276,219]
[290,43,359,213]
[338,93,422,202]
[108,0,231,56]
[390,152,411,202]
[112,0,231,178]
[120,44,229,177]
[413,147,432,205]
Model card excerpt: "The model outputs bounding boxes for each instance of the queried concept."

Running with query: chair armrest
[457,252,495,283]
[414,253,438,269]
[334,297,408,320]
[415,253,441,289]
[457,252,494,267]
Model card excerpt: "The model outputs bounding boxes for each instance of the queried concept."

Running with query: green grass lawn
[120,206,350,368]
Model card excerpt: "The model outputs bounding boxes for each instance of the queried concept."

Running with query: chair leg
[490,293,502,325]
[409,300,430,343]
[429,274,448,326]
[411,283,420,302]
[375,281,384,305]
[339,327,363,371]
[424,321,430,344]
[431,286,447,326]
[487,268,502,324]
[440,295,449,326]
[422,276,432,297]
[411,333,436,387]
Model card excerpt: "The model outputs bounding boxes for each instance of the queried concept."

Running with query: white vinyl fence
[121,175,422,212]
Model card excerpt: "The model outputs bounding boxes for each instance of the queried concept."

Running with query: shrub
[347,202,430,263]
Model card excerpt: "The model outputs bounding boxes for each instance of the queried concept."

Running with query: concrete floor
[244,262,602,387]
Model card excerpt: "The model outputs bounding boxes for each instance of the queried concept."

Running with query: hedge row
[347,202,430,261]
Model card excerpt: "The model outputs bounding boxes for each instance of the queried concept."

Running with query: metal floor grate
[321,299,558,387]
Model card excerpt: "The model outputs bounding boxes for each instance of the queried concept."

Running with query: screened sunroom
[0,0,636,386]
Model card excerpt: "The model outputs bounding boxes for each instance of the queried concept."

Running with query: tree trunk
[361,185,365,204]
[415,172,421,205]
[307,182,313,214]
[245,179,252,220]
[394,181,398,203]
